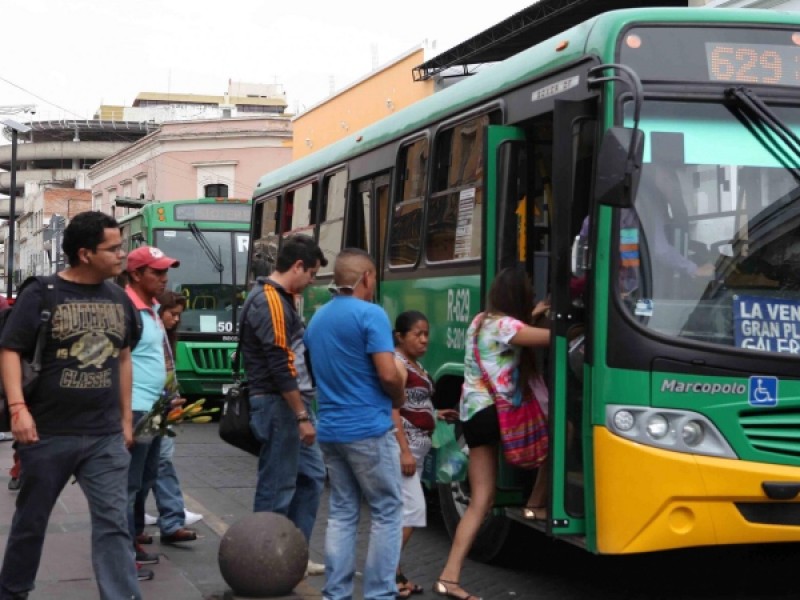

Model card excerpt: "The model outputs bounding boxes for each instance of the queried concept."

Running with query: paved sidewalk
[0,438,322,600]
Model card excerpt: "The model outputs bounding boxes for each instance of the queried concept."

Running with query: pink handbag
[472,314,548,469]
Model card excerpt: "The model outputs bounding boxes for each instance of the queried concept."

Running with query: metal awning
[413,0,689,81]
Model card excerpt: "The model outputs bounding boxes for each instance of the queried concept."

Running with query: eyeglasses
[328,271,368,295]
[95,245,125,255]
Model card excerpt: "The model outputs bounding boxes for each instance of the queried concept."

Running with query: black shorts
[462,404,500,449]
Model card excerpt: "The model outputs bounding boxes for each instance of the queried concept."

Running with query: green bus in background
[119,197,252,400]
[249,8,800,561]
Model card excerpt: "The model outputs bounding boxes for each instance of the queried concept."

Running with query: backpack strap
[28,275,58,374]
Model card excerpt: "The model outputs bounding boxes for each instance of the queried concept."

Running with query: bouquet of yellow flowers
[134,372,219,438]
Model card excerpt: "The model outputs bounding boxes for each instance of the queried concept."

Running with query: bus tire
[437,480,511,563]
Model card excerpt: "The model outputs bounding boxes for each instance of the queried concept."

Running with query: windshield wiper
[726,87,800,179]
[188,222,224,274]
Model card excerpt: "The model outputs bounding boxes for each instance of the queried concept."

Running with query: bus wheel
[437,480,511,563]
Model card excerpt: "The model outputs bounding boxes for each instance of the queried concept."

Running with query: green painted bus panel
[380,275,480,395]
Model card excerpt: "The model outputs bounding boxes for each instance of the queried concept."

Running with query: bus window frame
[387,133,431,271]
[317,167,349,276]
[281,178,318,239]
[425,112,494,266]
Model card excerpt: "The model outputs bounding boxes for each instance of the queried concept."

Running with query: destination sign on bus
[620,27,800,87]
[174,203,251,223]
[706,42,800,87]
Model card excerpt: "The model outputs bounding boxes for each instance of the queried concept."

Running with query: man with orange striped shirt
[239,234,327,575]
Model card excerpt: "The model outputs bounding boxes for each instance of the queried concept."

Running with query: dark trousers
[0,433,141,600]
[127,420,162,544]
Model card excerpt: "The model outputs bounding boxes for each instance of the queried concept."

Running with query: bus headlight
[682,420,705,447]
[613,410,635,432]
[606,405,736,458]
[646,414,669,439]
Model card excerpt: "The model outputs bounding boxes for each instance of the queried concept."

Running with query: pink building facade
[88,116,292,214]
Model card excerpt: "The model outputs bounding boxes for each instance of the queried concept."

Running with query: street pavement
[0,427,324,600]
[0,423,583,600]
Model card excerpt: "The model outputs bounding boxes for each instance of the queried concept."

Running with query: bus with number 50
[247,7,800,559]
[119,197,252,400]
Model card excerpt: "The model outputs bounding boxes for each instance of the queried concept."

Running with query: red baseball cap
[126,246,180,272]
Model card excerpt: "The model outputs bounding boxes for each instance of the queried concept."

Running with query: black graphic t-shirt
[0,277,138,435]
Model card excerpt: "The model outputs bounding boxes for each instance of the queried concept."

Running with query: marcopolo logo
[660,379,747,395]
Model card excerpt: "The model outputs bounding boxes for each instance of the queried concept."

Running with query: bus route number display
[706,42,800,87]
[174,203,251,223]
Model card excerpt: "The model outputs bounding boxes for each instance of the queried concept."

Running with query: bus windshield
[619,99,800,354]
[154,229,249,335]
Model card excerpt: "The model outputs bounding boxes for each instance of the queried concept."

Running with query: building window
[205,184,228,198]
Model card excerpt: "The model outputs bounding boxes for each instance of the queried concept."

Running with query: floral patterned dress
[460,312,526,422]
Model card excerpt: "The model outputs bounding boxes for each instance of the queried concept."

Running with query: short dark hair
[394,310,428,338]
[487,266,534,323]
[275,234,327,273]
[63,211,119,267]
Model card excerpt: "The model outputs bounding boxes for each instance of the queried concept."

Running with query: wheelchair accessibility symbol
[749,376,778,407]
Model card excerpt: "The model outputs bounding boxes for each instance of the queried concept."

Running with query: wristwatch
[296,410,310,423]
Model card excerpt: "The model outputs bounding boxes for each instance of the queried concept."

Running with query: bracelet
[8,403,27,413]
[296,410,310,422]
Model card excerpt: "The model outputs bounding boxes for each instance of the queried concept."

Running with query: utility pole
[0,116,33,298]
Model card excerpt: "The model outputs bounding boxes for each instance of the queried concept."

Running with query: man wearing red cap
[124,246,195,582]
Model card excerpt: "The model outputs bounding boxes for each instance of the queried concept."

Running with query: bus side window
[427,115,488,263]
[389,138,428,267]
[283,182,315,238]
[318,170,347,275]
[251,196,280,281]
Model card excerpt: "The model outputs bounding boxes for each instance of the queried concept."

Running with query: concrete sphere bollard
[218,512,309,597]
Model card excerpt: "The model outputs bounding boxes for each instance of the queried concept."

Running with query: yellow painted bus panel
[594,427,800,554]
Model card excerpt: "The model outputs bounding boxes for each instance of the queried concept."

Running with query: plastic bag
[431,420,468,483]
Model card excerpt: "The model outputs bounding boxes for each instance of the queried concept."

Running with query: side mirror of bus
[594,127,644,208]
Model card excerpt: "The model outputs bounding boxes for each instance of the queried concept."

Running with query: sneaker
[184,510,203,526]
[144,513,158,526]
[135,544,159,565]
[136,565,154,581]
[306,560,325,576]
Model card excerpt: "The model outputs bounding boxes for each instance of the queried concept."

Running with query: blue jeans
[0,433,141,600]
[134,434,185,535]
[320,429,403,600]
[128,418,162,542]
[249,393,325,542]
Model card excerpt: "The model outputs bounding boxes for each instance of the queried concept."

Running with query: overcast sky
[1,0,533,122]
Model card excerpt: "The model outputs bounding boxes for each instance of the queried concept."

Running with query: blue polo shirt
[126,286,166,412]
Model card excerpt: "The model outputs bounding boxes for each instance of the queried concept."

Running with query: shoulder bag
[472,313,548,470]
[218,295,261,456]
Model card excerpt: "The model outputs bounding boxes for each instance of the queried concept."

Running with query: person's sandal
[522,505,547,521]
[397,573,423,595]
[432,579,482,600]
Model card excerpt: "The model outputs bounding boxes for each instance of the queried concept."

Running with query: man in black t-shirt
[0,212,143,600]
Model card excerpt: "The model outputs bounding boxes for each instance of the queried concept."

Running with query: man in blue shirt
[124,246,193,582]
[304,248,405,600]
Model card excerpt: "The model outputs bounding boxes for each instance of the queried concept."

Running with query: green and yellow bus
[119,197,252,400]
[248,7,800,558]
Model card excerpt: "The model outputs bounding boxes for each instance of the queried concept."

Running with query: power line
[0,76,84,120]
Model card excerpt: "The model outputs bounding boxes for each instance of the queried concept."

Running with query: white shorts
[401,462,427,528]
